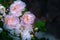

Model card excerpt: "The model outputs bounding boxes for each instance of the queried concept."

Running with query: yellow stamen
[25,15,28,22]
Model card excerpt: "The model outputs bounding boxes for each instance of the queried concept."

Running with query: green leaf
[0,21,3,28]
[34,20,47,32]
[1,31,12,40]
[22,8,28,14]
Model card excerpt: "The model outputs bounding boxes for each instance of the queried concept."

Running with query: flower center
[25,15,28,22]
[13,4,20,12]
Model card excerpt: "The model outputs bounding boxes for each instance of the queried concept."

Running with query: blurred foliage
[34,20,47,32]
[0,31,12,40]
[0,21,12,40]
[32,36,48,40]
[0,21,3,28]
[0,0,10,8]
[22,8,28,15]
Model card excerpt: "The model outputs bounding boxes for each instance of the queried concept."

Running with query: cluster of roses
[0,0,35,40]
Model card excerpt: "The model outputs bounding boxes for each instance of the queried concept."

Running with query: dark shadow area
[22,0,60,39]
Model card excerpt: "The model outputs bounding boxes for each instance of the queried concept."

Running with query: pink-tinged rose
[10,1,26,17]
[4,15,20,27]
[21,11,35,25]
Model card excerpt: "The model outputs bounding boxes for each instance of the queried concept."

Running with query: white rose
[0,4,6,16]
[21,31,31,40]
